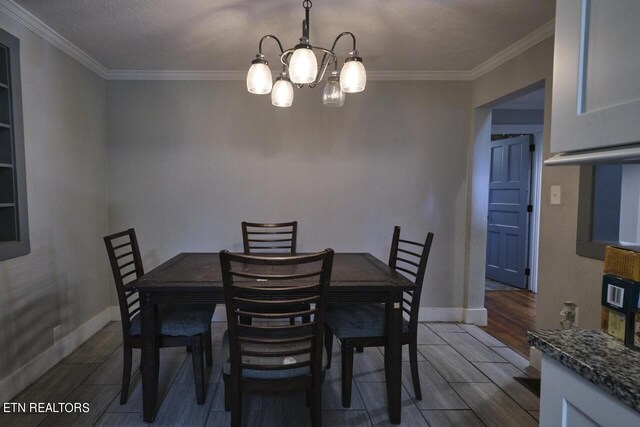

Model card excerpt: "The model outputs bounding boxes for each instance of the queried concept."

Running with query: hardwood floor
[481,291,537,358]
[0,321,540,427]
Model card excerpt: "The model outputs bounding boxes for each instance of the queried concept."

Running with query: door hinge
[529,143,535,152]
[525,268,531,276]
[527,204,533,212]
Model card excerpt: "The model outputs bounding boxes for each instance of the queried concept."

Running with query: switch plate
[550,185,561,205]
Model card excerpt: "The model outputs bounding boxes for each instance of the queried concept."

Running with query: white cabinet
[551,0,640,154]
[539,355,640,426]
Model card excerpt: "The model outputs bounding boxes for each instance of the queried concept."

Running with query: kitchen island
[529,329,640,426]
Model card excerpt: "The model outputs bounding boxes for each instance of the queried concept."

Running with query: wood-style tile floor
[1,322,540,426]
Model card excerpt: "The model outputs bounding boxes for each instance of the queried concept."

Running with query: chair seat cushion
[325,303,409,339]
[221,329,327,380]
[129,305,214,337]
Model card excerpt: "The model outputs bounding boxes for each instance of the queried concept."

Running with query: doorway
[480,85,544,357]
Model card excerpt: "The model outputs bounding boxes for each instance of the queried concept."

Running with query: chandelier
[246,0,367,108]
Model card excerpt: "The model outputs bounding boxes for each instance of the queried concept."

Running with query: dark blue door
[485,135,532,289]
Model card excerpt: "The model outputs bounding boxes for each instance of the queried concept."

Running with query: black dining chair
[219,249,334,427]
[240,221,309,325]
[104,229,215,405]
[241,221,297,253]
[324,226,434,406]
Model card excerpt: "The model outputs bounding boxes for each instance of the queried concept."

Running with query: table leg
[387,296,402,424]
[141,292,158,423]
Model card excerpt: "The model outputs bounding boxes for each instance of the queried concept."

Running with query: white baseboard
[417,307,487,325]
[0,306,113,403]
[108,305,227,322]
[463,308,488,326]
[418,307,464,322]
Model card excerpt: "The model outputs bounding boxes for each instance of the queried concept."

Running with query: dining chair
[241,220,297,253]
[240,220,308,325]
[324,226,434,406]
[219,249,334,427]
[104,228,215,405]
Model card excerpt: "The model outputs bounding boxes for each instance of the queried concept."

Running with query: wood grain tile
[352,347,386,383]
[377,345,426,362]
[322,365,366,410]
[94,412,148,426]
[459,324,507,347]
[259,393,312,427]
[322,410,372,427]
[421,410,485,427]
[426,323,466,333]
[437,332,507,363]
[152,382,215,425]
[64,323,121,364]
[205,410,261,427]
[83,346,141,385]
[417,323,447,345]
[39,384,120,426]
[173,346,222,384]
[400,362,467,410]
[490,346,540,378]
[210,382,264,412]
[105,363,182,413]
[1,363,98,427]
[452,383,538,427]
[473,362,539,410]
[418,345,490,383]
[357,382,427,426]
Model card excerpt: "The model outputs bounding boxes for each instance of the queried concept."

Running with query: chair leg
[204,325,213,367]
[191,336,205,405]
[230,377,242,427]
[224,376,231,412]
[341,343,354,408]
[120,345,132,405]
[310,382,322,427]
[409,341,422,400]
[290,317,296,326]
[324,327,334,369]
[302,315,311,324]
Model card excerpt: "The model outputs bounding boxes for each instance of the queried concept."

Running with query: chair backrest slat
[104,228,145,333]
[388,226,434,335]
[242,221,297,254]
[220,249,333,381]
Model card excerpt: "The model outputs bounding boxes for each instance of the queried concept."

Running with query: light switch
[550,185,561,205]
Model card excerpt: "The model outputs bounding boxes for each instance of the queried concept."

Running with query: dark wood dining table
[134,252,415,424]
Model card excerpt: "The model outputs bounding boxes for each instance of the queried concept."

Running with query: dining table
[133,252,415,424]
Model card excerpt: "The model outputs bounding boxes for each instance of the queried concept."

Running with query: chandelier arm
[258,35,285,56]
[330,32,357,53]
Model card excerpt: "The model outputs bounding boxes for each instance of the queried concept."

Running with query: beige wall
[0,11,109,384]
[467,37,604,330]
[106,80,471,310]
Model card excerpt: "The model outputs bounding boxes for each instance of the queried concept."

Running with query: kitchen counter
[529,329,640,425]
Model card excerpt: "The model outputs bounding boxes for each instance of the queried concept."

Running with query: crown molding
[470,19,555,80]
[0,0,108,78]
[106,70,246,81]
[0,0,553,83]
[106,69,474,81]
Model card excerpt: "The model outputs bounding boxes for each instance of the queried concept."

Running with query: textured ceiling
[14,0,555,71]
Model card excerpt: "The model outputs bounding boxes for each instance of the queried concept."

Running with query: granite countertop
[528,329,640,412]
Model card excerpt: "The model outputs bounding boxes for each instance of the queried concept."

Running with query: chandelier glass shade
[246,0,366,107]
